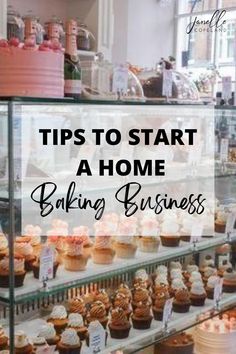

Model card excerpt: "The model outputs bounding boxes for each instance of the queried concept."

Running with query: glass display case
[0,98,236,354]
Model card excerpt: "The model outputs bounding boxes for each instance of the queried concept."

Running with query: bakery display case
[0,98,235,354]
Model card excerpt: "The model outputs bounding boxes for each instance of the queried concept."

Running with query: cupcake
[114,293,132,319]
[139,218,160,252]
[68,297,87,318]
[57,329,81,354]
[24,224,42,257]
[170,268,183,281]
[0,326,8,350]
[38,323,60,346]
[0,254,26,288]
[47,234,65,264]
[153,265,168,281]
[152,279,169,302]
[109,308,131,339]
[186,271,203,289]
[132,287,151,310]
[94,289,111,314]
[0,235,8,260]
[169,261,182,270]
[63,237,89,271]
[152,290,170,321]
[223,268,236,293]
[218,260,232,277]
[116,283,132,301]
[215,210,227,233]
[92,233,115,265]
[47,305,68,334]
[160,220,180,247]
[32,337,49,351]
[190,281,206,306]
[67,313,88,341]
[173,288,191,313]
[134,269,152,289]
[14,237,36,271]
[131,302,153,329]
[87,301,108,329]
[169,278,186,297]
[183,264,199,281]
[155,332,194,354]
[72,226,93,258]
[180,215,196,242]
[206,275,220,299]
[203,267,217,284]
[139,236,160,253]
[14,331,33,354]
[114,234,137,259]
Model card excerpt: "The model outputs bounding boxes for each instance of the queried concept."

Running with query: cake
[194,315,236,354]
[87,301,108,329]
[116,283,132,301]
[0,38,64,98]
[63,236,89,271]
[0,326,8,350]
[67,313,88,341]
[24,225,42,257]
[131,301,153,329]
[155,332,194,354]
[139,217,160,252]
[47,305,68,334]
[57,329,81,354]
[38,323,60,346]
[14,331,33,354]
[0,254,26,288]
[109,308,131,339]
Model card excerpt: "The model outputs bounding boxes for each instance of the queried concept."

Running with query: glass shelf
[8,292,236,354]
[0,234,233,305]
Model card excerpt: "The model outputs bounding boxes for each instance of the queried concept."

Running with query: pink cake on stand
[0,19,64,98]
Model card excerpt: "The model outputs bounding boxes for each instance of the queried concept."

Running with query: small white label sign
[214,277,223,304]
[112,65,128,94]
[222,76,232,101]
[88,321,106,353]
[162,298,173,326]
[39,245,54,282]
[191,222,203,243]
[226,212,236,233]
[220,139,229,161]
[162,69,173,97]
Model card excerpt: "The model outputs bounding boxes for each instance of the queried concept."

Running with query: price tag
[88,320,106,353]
[39,245,54,282]
[162,69,173,97]
[220,139,229,161]
[222,76,232,101]
[191,222,203,243]
[112,65,128,94]
[214,277,223,304]
[36,346,56,354]
[162,298,173,327]
[226,212,236,233]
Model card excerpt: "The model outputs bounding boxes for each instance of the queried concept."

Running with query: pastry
[72,226,93,258]
[190,281,206,306]
[0,326,8,350]
[114,235,137,259]
[92,233,115,265]
[160,220,180,247]
[47,305,68,334]
[223,268,236,293]
[152,290,170,321]
[114,293,132,319]
[32,337,49,351]
[155,332,194,354]
[116,283,132,301]
[206,275,220,299]
[57,329,81,354]
[14,331,33,354]
[215,210,227,233]
[14,237,36,271]
[131,302,153,329]
[87,301,108,329]
[0,254,26,288]
[94,289,111,314]
[109,308,131,339]
[68,297,87,318]
[134,269,152,289]
[67,313,88,341]
[173,288,191,313]
[132,287,151,310]
[38,323,60,346]
[63,237,89,271]
[0,235,8,260]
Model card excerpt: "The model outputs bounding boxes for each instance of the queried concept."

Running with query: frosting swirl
[38,323,56,339]
[69,297,86,314]
[110,308,129,326]
[89,301,106,319]
[49,305,67,320]
[134,302,151,318]
[14,331,29,349]
[191,281,206,295]
[94,236,112,249]
[68,313,84,328]
[60,329,80,346]
[66,237,84,256]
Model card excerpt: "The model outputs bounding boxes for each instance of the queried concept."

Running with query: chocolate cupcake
[67,313,88,341]
[109,308,131,339]
[132,287,151,310]
[152,291,170,321]
[47,305,68,335]
[190,281,206,306]
[68,297,87,319]
[223,268,236,293]
[87,301,108,329]
[131,302,153,329]
[173,288,191,313]
[38,323,60,346]
[206,275,220,299]
[114,293,132,319]
[57,329,81,354]
[94,289,111,314]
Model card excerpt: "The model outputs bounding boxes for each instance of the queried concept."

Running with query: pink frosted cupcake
[92,227,115,265]
[14,236,36,271]
[72,226,93,258]
[63,237,89,271]
[24,224,42,257]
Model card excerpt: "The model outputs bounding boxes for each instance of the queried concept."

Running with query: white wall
[112,0,128,64]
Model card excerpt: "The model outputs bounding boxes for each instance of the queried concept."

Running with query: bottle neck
[65,34,77,56]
